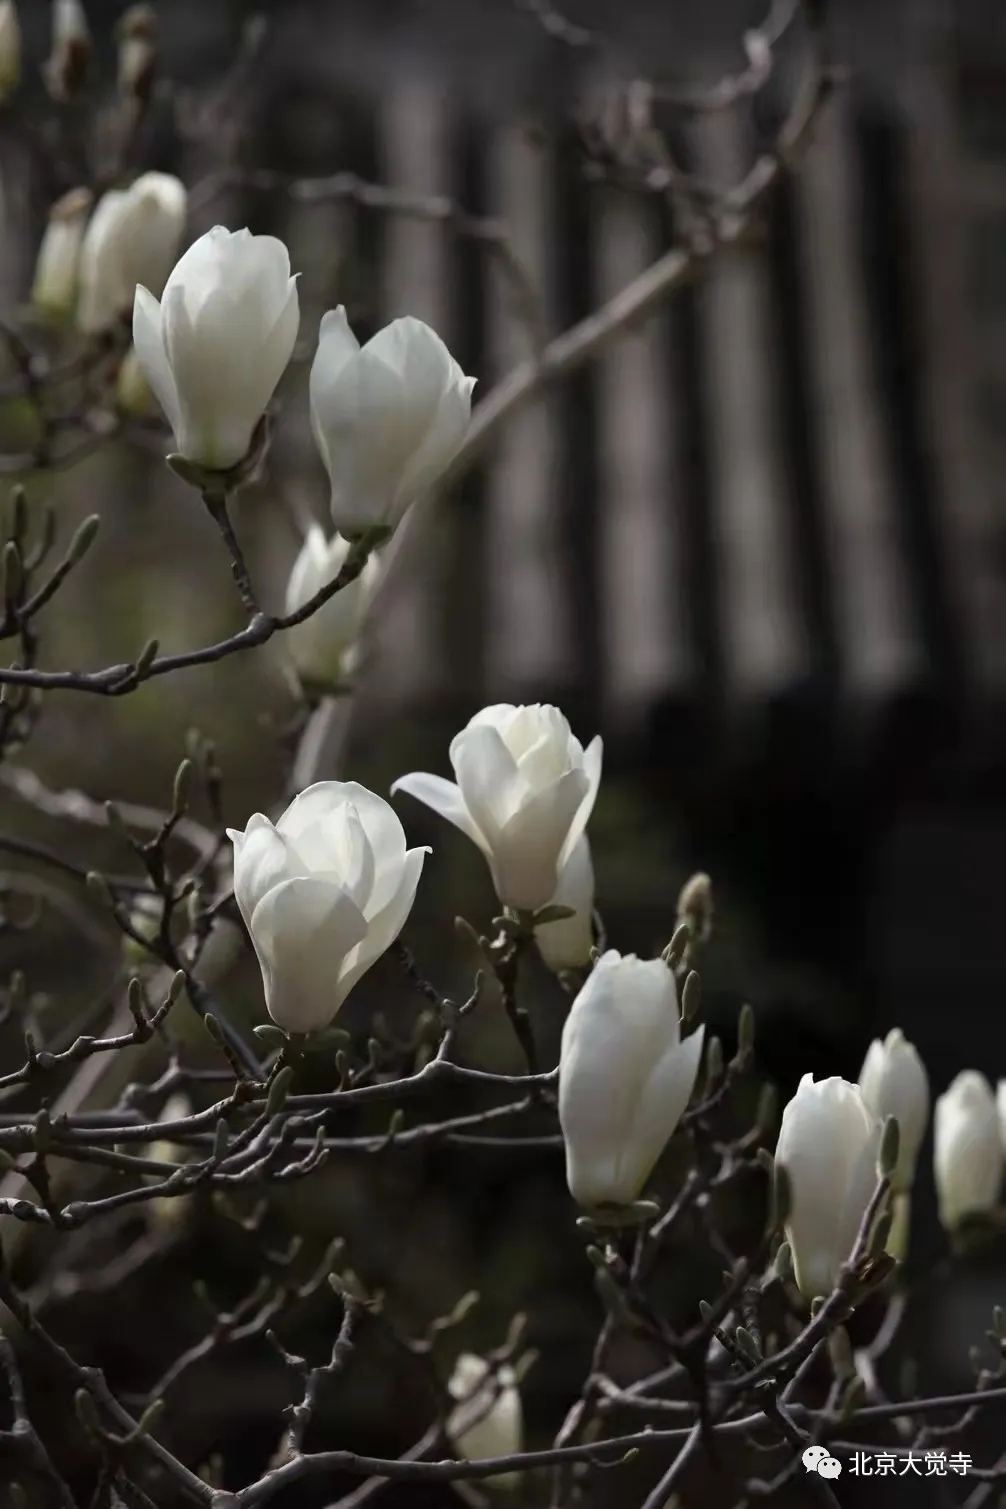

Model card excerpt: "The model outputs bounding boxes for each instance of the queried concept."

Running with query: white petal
[390,772,487,853]
[560,734,603,867]
[332,845,428,1008]
[535,835,595,972]
[451,724,521,844]
[248,875,369,1034]
[132,285,181,437]
[490,767,589,912]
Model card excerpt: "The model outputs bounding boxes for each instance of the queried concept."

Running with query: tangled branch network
[0,1,1002,1507]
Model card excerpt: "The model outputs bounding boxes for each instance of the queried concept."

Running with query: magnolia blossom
[0,2,21,99]
[534,835,595,973]
[858,1028,929,1193]
[31,187,91,318]
[934,1071,1003,1231]
[393,703,602,914]
[558,951,704,1208]
[998,1080,1006,1153]
[446,1353,522,1489]
[775,1075,882,1302]
[309,307,475,531]
[228,782,427,1034]
[283,525,382,686]
[133,225,299,471]
[77,172,187,333]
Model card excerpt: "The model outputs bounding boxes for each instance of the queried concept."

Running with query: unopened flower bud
[558,951,704,1208]
[134,226,299,472]
[283,525,382,689]
[446,1354,523,1490]
[31,187,91,320]
[775,1075,881,1303]
[309,307,475,533]
[116,345,154,417]
[858,1028,929,1193]
[116,4,157,103]
[46,0,91,102]
[935,1071,1003,1231]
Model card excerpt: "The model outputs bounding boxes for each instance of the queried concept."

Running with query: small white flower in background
[775,1075,881,1302]
[558,951,704,1209]
[393,703,602,914]
[46,0,90,100]
[446,1353,523,1490]
[31,187,92,319]
[934,1070,1003,1232]
[116,345,154,417]
[0,2,21,101]
[997,1080,1006,1152]
[227,781,428,1035]
[309,307,475,532]
[77,172,186,333]
[145,1091,192,1235]
[283,524,382,688]
[534,834,595,973]
[133,225,299,472]
[858,1028,929,1192]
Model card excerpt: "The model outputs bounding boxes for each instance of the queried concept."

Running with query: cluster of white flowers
[29,195,477,688]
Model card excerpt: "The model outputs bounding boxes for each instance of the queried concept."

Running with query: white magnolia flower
[935,1071,1003,1231]
[309,307,475,531]
[393,703,602,914]
[558,951,704,1208]
[997,1079,1006,1154]
[283,524,382,686]
[77,172,187,333]
[133,225,299,471]
[0,2,21,99]
[858,1028,929,1193]
[31,187,91,318]
[227,781,427,1034]
[534,835,595,973]
[775,1075,882,1302]
[446,1353,522,1490]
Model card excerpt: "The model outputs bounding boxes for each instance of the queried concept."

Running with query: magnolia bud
[393,703,602,914]
[775,1075,881,1303]
[283,525,382,689]
[227,782,427,1034]
[145,1091,192,1235]
[934,1071,1003,1231]
[446,1354,523,1490]
[77,173,186,335]
[116,345,155,417]
[46,0,91,102]
[534,835,595,973]
[133,226,299,472]
[0,2,21,102]
[309,307,475,533]
[116,4,157,103]
[31,187,92,319]
[558,951,704,1209]
[858,1028,929,1193]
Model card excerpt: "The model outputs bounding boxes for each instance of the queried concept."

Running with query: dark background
[2,0,1006,1504]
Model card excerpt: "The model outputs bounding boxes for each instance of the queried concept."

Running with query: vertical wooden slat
[899,66,1006,694]
[693,110,808,705]
[591,185,691,730]
[483,124,573,695]
[370,76,453,705]
[796,93,923,698]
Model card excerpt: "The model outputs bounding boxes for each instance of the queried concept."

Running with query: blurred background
[2,0,1006,1504]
